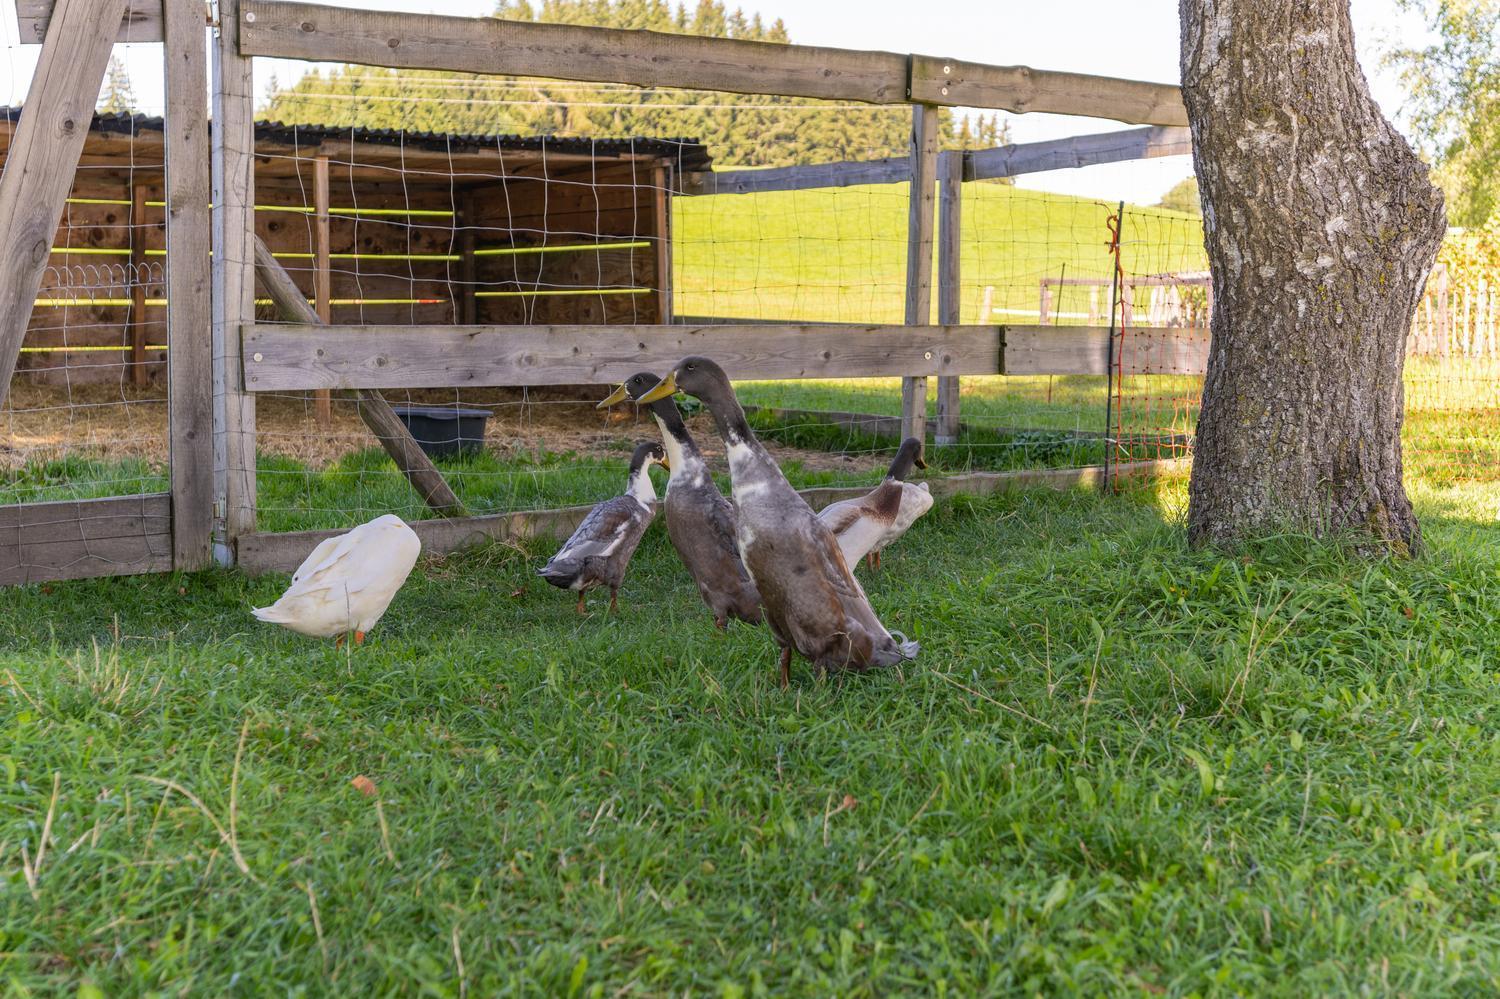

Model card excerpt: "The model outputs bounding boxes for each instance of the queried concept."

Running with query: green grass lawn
[3,476,1499,994]
[674,182,1207,323]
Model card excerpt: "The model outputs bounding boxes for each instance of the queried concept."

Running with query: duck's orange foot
[354,630,366,646]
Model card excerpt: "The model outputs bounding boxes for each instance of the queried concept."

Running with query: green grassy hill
[674,181,1208,323]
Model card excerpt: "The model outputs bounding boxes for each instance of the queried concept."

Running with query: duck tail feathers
[537,560,582,589]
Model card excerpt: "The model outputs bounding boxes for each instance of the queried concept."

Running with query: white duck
[252,514,421,646]
[818,437,933,572]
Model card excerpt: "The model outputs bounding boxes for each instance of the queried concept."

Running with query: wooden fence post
[212,0,258,560]
[165,0,214,571]
[934,148,963,445]
[0,0,131,412]
[654,163,674,324]
[313,154,332,424]
[902,104,939,442]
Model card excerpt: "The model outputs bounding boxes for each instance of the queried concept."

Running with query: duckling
[538,440,665,614]
[638,358,917,686]
[252,513,421,646]
[818,437,933,572]
[598,373,762,630]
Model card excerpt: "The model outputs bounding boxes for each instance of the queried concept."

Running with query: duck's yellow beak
[659,453,670,470]
[596,383,630,409]
[914,450,928,470]
[636,369,678,404]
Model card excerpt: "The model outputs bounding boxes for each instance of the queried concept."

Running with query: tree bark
[1180,0,1446,554]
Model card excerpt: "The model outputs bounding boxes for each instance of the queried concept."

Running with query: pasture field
[674,181,1207,323]
[2,475,1499,994]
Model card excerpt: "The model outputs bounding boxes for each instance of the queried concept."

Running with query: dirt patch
[2,383,884,475]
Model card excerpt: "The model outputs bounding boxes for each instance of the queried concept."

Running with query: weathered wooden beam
[967,125,1193,181]
[1001,324,1211,376]
[241,323,1002,391]
[902,105,939,443]
[680,127,1193,200]
[238,0,908,103]
[679,157,910,197]
[0,0,132,413]
[212,0,258,555]
[165,0,214,571]
[909,57,1187,125]
[15,0,165,43]
[251,236,467,518]
[237,1,1183,120]
[935,149,963,445]
[235,458,1189,576]
[0,494,172,586]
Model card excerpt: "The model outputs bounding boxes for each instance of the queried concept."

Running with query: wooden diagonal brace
[251,237,467,518]
[0,0,132,412]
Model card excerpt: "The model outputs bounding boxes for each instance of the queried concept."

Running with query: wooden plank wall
[4,143,669,383]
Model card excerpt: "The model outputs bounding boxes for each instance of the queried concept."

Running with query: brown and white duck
[537,440,665,614]
[598,373,762,630]
[638,357,918,686]
[818,437,933,572]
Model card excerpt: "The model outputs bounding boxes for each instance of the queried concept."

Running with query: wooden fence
[4,0,1201,583]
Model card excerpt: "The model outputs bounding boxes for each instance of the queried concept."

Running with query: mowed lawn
[3,476,1499,994]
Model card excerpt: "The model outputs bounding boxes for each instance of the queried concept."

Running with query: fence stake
[902,104,940,442]
[313,154,332,425]
[935,149,964,445]
[212,0,259,559]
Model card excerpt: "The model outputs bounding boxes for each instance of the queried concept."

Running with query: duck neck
[886,441,921,482]
[626,462,657,506]
[649,400,705,476]
[702,388,756,452]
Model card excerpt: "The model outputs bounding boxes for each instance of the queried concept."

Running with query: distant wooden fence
[1413,265,1499,358]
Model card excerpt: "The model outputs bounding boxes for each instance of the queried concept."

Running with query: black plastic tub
[390,405,491,458]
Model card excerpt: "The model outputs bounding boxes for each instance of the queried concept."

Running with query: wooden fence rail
[234,0,1185,121]
[238,323,1211,393]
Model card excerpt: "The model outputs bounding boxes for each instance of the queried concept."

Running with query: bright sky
[0,0,1427,203]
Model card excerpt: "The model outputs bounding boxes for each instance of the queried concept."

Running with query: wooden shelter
[0,107,709,385]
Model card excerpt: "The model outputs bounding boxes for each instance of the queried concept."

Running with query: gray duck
[818,437,934,572]
[537,440,665,613]
[638,357,918,686]
[598,373,762,630]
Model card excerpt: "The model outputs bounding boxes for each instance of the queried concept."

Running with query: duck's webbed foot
[778,646,792,690]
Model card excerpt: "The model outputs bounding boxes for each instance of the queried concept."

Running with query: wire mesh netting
[5,36,1495,562]
[0,107,171,506]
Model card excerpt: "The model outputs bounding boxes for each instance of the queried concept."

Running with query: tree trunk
[1179,0,1446,554]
